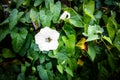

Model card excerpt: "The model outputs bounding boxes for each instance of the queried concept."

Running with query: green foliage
[62,23,76,55]
[106,12,117,41]
[30,8,40,30]
[113,30,120,51]
[16,0,25,8]
[0,27,10,42]
[37,65,49,80]
[34,0,44,7]
[57,64,63,74]
[10,28,28,53]
[39,9,52,27]
[84,25,104,41]
[102,36,112,45]
[63,7,83,28]
[0,0,120,80]
[83,0,95,20]
[9,9,18,30]
[19,34,32,56]
[2,48,15,58]
[50,1,61,23]
[87,42,97,61]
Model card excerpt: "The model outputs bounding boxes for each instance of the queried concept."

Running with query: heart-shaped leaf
[9,9,18,30]
[11,28,28,53]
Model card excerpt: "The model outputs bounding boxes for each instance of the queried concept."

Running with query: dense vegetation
[0,0,120,80]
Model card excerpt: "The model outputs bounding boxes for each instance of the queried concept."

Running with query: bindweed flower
[35,27,60,51]
[60,11,70,20]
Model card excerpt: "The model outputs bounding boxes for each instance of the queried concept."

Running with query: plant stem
[101,37,112,54]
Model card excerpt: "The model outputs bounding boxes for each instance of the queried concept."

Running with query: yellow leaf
[76,38,86,50]
[77,59,84,66]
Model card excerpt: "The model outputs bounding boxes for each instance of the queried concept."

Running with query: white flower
[35,27,60,51]
[60,11,70,20]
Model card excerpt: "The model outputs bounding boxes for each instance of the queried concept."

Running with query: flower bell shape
[35,27,60,51]
[60,11,70,20]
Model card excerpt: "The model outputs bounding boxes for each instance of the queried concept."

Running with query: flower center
[66,14,69,18]
[45,37,52,43]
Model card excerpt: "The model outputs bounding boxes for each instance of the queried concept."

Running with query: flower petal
[35,27,60,51]
[60,11,70,20]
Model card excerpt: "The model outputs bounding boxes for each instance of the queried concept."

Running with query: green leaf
[107,25,115,41]
[69,18,83,28]
[83,14,91,25]
[37,65,49,80]
[17,12,24,20]
[39,54,46,63]
[85,25,103,41]
[21,65,27,73]
[27,76,37,80]
[63,23,75,36]
[2,48,15,58]
[30,8,40,28]
[9,9,18,30]
[67,58,77,71]
[50,1,61,23]
[45,62,52,70]
[108,54,116,71]
[102,36,112,45]
[107,16,117,41]
[104,0,115,6]
[57,64,63,74]
[63,8,83,28]
[45,0,54,8]
[30,8,39,21]
[113,30,120,51]
[87,35,99,42]
[11,28,28,53]
[83,0,95,20]
[87,42,96,61]
[65,67,73,77]
[34,0,44,7]
[102,14,108,25]
[17,73,25,80]
[30,41,40,51]
[62,36,75,55]
[0,18,9,26]
[62,23,76,55]
[94,10,102,19]
[57,49,68,63]
[39,9,52,27]
[27,49,39,61]
[94,11,103,24]
[16,0,24,8]
[27,42,39,61]
[22,0,30,6]
[20,11,31,23]
[46,69,54,80]
[25,61,31,67]
[19,34,32,56]
[96,0,102,9]
[0,27,10,42]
